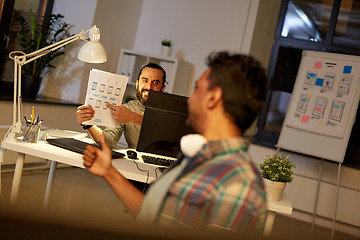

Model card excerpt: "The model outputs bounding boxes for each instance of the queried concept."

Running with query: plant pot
[21,74,42,99]
[263,178,286,202]
[161,46,171,57]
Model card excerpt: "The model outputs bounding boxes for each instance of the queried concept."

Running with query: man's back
[157,137,266,233]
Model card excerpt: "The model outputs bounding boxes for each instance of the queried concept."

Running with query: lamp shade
[77,27,107,63]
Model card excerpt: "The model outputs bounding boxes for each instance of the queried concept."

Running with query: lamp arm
[5,25,98,141]
[18,25,97,66]
[22,34,83,65]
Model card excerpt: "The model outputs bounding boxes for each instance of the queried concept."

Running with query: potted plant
[161,40,171,47]
[161,39,171,57]
[259,153,296,201]
[17,9,72,99]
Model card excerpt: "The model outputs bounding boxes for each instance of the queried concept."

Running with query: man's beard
[136,87,148,105]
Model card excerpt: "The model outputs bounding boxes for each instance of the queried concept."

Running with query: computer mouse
[126,150,137,160]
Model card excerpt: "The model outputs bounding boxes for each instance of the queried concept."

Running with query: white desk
[264,194,293,237]
[1,139,162,208]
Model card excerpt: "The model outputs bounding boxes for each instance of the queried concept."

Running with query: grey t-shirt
[103,99,145,149]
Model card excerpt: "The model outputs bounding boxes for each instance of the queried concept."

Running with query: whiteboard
[277,50,360,163]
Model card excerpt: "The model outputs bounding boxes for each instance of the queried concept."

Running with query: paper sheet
[83,69,128,128]
[285,58,359,139]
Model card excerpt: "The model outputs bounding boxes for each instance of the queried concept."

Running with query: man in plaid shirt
[83,51,268,234]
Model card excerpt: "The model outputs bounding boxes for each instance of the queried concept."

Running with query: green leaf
[16,9,73,78]
[29,9,37,41]
[259,153,296,182]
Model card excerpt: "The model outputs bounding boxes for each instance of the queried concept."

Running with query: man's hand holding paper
[76,105,95,125]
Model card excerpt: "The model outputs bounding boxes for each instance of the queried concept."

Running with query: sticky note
[314,62,322,69]
[301,115,310,123]
[315,78,324,86]
[343,66,352,74]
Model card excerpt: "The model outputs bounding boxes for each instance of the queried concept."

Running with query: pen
[31,106,34,124]
[33,115,39,125]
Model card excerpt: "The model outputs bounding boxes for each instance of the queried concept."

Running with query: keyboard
[141,155,175,166]
[46,138,125,159]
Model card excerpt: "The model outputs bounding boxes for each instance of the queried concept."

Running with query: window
[0,0,54,100]
[333,0,360,47]
[254,0,360,169]
[281,0,333,43]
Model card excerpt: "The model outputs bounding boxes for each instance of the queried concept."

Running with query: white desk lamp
[5,25,107,141]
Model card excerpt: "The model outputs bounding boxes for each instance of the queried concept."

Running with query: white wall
[38,0,281,101]
[133,0,258,94]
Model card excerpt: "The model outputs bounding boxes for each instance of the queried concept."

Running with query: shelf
[117,48,192,96]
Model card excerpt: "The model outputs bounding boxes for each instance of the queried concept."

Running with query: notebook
[46,138,125,159]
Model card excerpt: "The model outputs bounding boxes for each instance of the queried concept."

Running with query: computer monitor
[136,90,194,158]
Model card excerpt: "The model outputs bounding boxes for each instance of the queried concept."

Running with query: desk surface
[1,139,162,183]
[267,194,293,215]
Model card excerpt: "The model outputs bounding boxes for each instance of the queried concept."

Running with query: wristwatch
[80,124,93,130]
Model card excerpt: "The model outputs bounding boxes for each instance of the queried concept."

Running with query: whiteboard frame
[277,50,360,163]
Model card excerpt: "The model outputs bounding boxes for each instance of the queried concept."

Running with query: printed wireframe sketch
[83,69,128,127]
[285,53,359,139]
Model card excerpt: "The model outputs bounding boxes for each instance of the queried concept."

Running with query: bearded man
[76,63,166,148]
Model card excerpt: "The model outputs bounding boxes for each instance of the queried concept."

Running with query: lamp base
[3,122,22,142]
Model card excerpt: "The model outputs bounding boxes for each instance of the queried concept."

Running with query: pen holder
[23,124,41,143]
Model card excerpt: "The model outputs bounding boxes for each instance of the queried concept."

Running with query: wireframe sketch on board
[321,72,336,92]
[312,96,328,119]
[285,57,359,139]
[277,51,360,163]
[296,94,310,113]
[303,71,317,90]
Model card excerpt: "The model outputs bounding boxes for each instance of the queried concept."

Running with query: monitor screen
[136,90,194,158]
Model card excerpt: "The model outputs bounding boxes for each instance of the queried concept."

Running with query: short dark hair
[206,51,268,132]
[137,63,166,87]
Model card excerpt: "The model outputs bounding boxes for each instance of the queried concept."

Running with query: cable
[155,167,160,178]
[155,167,166,178]
[132,159,149,193]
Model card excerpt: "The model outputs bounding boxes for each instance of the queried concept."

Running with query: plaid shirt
[156,137,267,233]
